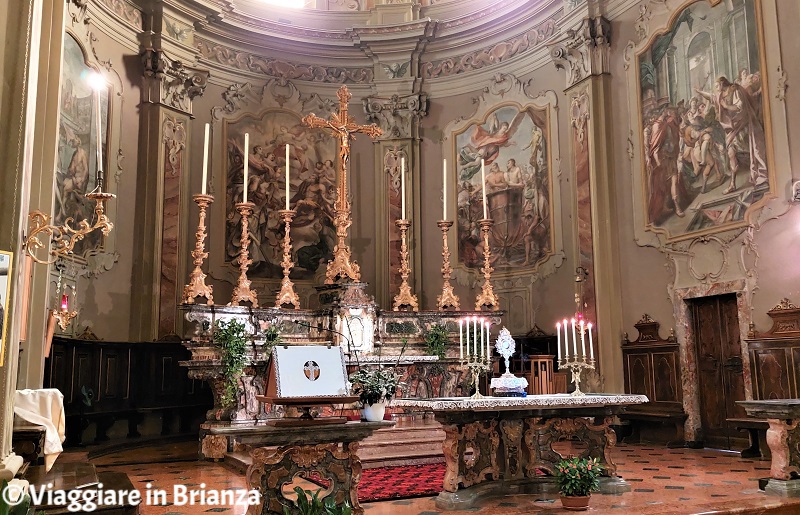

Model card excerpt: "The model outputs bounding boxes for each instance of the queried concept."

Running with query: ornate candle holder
[51,306,78,331]
[558,356,596,397]
[183,193,214,305]
[392,218,419,311]
[275,209,300,309]
[475,218,499,311]
[461,355,491,399]
[436,220,460,310]
[229,201,259,307]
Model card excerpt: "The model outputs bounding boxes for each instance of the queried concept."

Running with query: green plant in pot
[214,319,249,410]
[424,324,450,359]
[348,367,401,422]
[283,487,352,515]
[554,456,603,511]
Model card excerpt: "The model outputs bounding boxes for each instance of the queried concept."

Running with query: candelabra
[475,218,499,311]
[436,220,460,310]
[275,209,300,309]
[229,201,259,307]
[461,355,491,399]
[392,218,419,311]
[559,356,595,397]
[24,188,115,264]
[183,193,214,305]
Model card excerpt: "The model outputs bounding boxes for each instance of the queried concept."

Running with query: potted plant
[423,324,449,359]
[348,367,402,422]
[554,456,603,511]
[214,319,249,410]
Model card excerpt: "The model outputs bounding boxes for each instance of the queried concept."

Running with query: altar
[393,393,648,509]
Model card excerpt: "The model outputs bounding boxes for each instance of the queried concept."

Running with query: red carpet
[307,462,445,502]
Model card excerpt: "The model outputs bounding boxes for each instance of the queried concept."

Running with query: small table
[207,421,393,514]
[737,399,800,497]
[393,394,648,509]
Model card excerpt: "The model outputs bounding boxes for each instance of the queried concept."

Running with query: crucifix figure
[302,86,383,284]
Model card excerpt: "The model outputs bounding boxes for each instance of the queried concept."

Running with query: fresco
[454,104,552,271]
[55,33,109,259]
[225,111,337,280]
[638,0,770,238]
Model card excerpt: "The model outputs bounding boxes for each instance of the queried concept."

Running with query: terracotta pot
[560,495,590,511]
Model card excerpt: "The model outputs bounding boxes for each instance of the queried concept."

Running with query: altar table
[393,394,648,509]
[738,399,800,497]
[206,421,393,514]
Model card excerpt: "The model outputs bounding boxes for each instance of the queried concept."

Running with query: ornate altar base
[393,394,648,510]
[738,399,800,497]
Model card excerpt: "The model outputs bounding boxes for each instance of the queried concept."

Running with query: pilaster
[550,15,623,392]
[132,4,209,341]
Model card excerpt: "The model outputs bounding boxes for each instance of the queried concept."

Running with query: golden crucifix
[302,85,383,284]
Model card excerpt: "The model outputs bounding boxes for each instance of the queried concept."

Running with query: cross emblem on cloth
[302,86,383,284]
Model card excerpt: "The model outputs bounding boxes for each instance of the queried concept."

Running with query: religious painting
[0,251,12,367]
[224,111,337,280]
[454,103,552,272]
[638,0,772,239]
[56,33,110,259]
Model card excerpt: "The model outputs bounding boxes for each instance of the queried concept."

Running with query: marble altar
[738,399,800,497]
[393,394,648,509]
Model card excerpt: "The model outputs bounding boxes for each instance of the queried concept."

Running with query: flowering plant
[348,368,402,406]
[554,456,603,497]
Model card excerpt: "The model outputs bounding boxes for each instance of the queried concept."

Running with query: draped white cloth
[14,388,66,471]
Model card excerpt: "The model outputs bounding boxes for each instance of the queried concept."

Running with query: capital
[363,93,429,140]
[548,16,611,89]
[142,49,210,115]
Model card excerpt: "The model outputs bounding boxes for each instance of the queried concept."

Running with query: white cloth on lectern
[14,388,66,471]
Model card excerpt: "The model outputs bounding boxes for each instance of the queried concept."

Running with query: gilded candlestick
[460,355,490,399]
[437,220,460,310]
[229,201,259,307]
[275,209,300,309]
[558,356,596,397]
[392,218,419,311]
[183,193,214,305]
[475,218,499,311]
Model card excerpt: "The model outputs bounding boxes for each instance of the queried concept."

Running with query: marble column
[549,17,624,392]
[132,8,209,341]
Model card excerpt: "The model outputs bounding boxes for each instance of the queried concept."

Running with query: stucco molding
[548,16,611,89]
[142,49,210,115]
[363,93,429,140]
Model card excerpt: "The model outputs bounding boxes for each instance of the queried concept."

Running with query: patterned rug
[307,462,445,502]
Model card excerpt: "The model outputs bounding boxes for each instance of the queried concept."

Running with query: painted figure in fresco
[522,172,549,266]
[458,111,528,181]
[523,124,544,174]
[695,75,767,193]
[485,162,507,193]
[505,158,524,188]
[645,103,691,224]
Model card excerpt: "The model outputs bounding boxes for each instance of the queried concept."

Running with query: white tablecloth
[14,388,65,471]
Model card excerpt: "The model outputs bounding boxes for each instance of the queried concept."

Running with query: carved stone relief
[548,17,611,89]
[96,0,143,29]
[143,49,209,115]
[363,94,428,140]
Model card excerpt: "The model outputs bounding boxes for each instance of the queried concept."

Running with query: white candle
[473,317,478,358]
[571,318,577,357]
[95,88,103,180]
[480,319,484,359]
[243,133,249,203]
[588,323,594,361]
[556,321,562,361]
[481,159,487,219]
[201,123,210,195]
[580,319,586,357]
[563,319,569,359]
[401,157,406,219]
[459,319,464,360]
[443,158,447,220]
[285,144,290,210]
[485,321,491,360]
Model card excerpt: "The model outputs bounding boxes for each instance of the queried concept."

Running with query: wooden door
[689,294,747,449]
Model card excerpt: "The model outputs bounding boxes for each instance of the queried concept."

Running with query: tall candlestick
[588,323,594,361]
[556,321,562,361]
[459,319,464,360]
[243,133,249,203]
[571,318,577,357]
[580,319,586,357]
[285,144,290,210]
[202,123,210,195]
[481,159,487,219]
[401,157,406,219]
[443,158,447,220]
